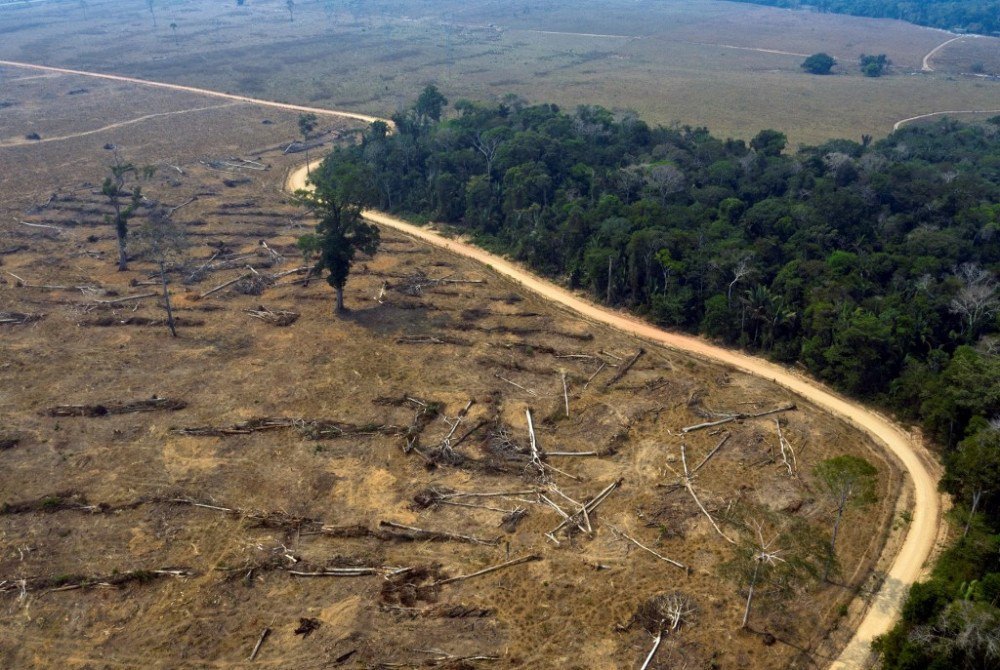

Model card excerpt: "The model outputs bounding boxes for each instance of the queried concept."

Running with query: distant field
[0,0,997,146]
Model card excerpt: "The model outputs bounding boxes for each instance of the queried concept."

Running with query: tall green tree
[944,429,1000,537]
[859,53,890,77]
[414,84,448,125]
[295,156,380,313]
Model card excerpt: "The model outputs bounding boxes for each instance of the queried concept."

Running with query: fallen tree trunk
[680,403,796,433]
[432,554,541,587]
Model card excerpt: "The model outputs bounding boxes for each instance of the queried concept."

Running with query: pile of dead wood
[171,417,404,439]
[0,568,193,595]
[45,396,187,417]
[243,306,299,327]
[0,311,44,325]
[392,270,485,297]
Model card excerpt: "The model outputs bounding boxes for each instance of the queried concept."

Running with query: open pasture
[0,0,996,145]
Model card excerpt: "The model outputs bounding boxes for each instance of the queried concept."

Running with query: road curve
[289,162,939,670]
[894,109,1000,131]
[922,35,967,72]
[0,58,939,669]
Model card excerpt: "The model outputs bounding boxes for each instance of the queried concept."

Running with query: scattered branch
[680,403,796,433]
[681,445,735,544]
[609,524,688,572]
[249,627,270,661]
[603,348,645,389]
[692,433,731,475]
[432,554,541,587]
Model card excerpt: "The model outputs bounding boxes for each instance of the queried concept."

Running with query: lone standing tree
[102,156,143,272]
[136,207,186,337]
[295,155,379,313]
[721,504,826,630]
[859,53,890,77]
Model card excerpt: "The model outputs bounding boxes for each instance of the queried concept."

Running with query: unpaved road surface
[1,57,941,669]
[921,34,969,71]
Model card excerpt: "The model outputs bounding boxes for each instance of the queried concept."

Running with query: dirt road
[894,108,1000,130]
[921,34,967,71]
[0,60,384,126]
[0,56,940,669]
[288,161,940,670]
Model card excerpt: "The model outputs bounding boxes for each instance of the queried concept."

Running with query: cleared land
[0,65,907,669]
[0,0,997,146]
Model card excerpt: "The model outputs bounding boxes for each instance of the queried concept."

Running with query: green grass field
[1,0,997,146]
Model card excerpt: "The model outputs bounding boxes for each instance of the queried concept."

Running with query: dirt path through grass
[0,102,241,147]
[894,108,1000,130]
[0,56,941,670]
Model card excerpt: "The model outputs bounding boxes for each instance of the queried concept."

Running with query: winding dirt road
[0,58,940,669]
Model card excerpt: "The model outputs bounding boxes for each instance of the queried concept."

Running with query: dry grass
[0,0,997,147]
[0,75,906,669]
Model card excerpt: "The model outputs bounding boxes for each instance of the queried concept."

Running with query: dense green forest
[742,0,1000,35]
[310,89,1000,667]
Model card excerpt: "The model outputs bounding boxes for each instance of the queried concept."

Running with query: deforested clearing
[0,73,904,670]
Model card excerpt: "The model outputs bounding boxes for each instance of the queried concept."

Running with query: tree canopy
[801,52,836,75]
[859,53,890,77]
[740,0,1000,36]
[295,155,380,313]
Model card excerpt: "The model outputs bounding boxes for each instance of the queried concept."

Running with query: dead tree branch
[692,433,731,475]
[775,418,797,477]
[603,348,645,389]
[378,521,500,547]
[609,525,688,572]
[681,445,735,544]
[680,403,796,433]
[249,627,270,661]
[546,478,623,541]
[432,555,541,587]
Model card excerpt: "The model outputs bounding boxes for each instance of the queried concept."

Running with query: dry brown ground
[0,63,904,670]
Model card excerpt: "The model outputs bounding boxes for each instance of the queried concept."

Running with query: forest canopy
[741,0,1000,36]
